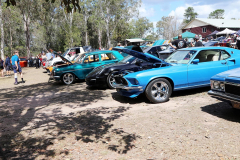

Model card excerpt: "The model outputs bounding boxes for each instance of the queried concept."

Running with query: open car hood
[121,49,170,65]
[54,52,73,64]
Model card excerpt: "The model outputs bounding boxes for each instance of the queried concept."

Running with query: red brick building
[182,18,240,38]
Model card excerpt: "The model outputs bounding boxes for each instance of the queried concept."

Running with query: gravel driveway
[0,67,239,160]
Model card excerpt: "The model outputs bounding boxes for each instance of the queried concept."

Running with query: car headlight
[211,80,225,91]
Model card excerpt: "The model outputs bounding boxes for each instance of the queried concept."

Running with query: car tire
[145,78,172,103]
[107,72,117,89]
[62,73,75,85]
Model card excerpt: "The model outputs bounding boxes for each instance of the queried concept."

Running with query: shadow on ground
[111,87,211,104]
[0,82,139,159]
[111,93,150,104]
[201,101,240,123]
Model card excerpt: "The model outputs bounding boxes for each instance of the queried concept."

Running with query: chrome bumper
[208,90,240,103]
[114,84,143,90]
[49,75,60,80]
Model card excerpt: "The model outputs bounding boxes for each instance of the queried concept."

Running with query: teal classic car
[50,50,124,84]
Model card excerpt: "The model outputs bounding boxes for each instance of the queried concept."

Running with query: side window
[76,48,80,54]
[69,49,76,56]
[101,53,116,61]
[194,50,220,63]
[220,50,230,60]
[149,47,156,53]
[84,55,99,63]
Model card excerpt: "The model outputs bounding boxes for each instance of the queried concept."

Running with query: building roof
[182,18,240,29]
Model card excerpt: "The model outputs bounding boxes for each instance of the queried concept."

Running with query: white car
[50,47,86,66]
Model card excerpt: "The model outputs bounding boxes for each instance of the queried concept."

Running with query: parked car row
[46,45,240,108]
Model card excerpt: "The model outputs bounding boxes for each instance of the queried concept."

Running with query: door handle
[221,61,227,65]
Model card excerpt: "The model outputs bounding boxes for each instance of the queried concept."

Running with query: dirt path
[0,67,240,160]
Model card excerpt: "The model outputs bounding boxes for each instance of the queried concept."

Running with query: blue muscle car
[113,47,240,103]
[208,67,240,109]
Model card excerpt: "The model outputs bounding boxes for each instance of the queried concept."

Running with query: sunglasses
[15,52,19,53]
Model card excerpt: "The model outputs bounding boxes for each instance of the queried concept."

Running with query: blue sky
[139,0,240,27]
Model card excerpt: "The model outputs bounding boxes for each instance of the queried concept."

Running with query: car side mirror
[192,59,199,64]
[136,60,143,66]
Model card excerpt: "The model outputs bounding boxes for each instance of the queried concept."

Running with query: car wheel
[62,73,75,85]
[145,78,172,103]
[107,72,117,89]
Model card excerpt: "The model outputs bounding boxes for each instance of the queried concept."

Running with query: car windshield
[78,54,87,64]
[165,50,197,64]
[72,54,80,62]
[62,49,70,57]
[119,55,136,64]
[143,46,152,53]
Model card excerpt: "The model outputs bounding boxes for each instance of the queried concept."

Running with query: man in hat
[191,35,203,47]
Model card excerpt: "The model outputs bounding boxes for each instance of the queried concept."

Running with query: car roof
[179,46,234,51]
[85,50,118,55]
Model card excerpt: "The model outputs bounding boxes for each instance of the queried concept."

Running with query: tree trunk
[24,14,31,58]
[10,26,12,56]
[69,9,73,48]
[0,1,4,60]
[105,7,111,48]
[84,10,88,46]
[98,27,102,49]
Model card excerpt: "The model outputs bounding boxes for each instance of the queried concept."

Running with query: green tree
[208,9,224,19]
[183,7,198,24]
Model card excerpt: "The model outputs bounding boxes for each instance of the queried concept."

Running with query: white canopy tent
[216,28,236,35]
[125,39,145,42]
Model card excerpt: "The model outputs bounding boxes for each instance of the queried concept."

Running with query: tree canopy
[208,9,224,19]
[183,7,198,24]
[0,0,156,58]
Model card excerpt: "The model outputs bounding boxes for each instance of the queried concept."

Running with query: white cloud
[168,1,240,20]
[139,3,155,18]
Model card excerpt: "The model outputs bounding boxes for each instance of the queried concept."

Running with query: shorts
[6,65,11,71]
[0,66,3,70]
[12,64,22,73]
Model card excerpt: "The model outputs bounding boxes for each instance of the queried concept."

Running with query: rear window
[20,58,27,61]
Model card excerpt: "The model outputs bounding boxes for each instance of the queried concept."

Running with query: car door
[221,50,238,70]
[188,49,228,87]
[99,52,119,65]
[81,54,101,78]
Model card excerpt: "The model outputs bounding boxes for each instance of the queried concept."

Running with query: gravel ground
[0,67,240,160]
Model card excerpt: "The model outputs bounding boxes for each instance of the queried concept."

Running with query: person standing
[0,58,4,77]
[236,35,240,49]
[46,49,52,60]
[35,56,40,69]
[191,35,203,47]
[170,35,187,49]
[4,55,11,76]
[11,50,25,85]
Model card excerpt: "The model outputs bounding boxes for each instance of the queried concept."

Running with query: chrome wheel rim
[63,73,74,84]
[108,74,116,88]
[151,81,169,101]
